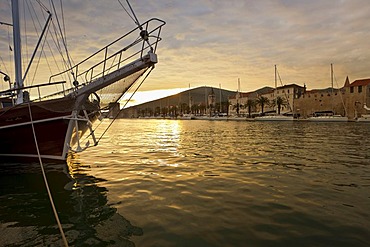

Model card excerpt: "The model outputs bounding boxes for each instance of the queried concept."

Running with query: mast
[188,83,192,113]
[275,65,277,113]
[331,63,334,93]
[11,0,23,104]
[219,83,222,113]
[331,63,334,113]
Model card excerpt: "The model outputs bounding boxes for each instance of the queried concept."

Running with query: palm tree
[191,104,198,115]
[161,107,168,116]
[245,99,256,117]
[270,96,288,114]
[233,102,240,116]
[256,96,269,114]
[155,106,161,116]
[179,103,188,114]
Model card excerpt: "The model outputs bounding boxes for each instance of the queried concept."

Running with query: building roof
[344,76,350,87]
[229,91,255,99]
[349,78,370,87]
[305,87,341,94]
[277,83,305,90]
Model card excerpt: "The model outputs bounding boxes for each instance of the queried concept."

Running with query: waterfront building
[228,91,259,116]
[294,87,346,118]
[343,78,370,119]
[228,84,305,116]
[229,77,370,120]
[270,84,305,115]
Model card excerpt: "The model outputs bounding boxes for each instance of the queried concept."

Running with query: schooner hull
[0,97,99,161]
[0,118,70,161]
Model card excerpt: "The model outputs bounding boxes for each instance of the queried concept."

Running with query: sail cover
[96,67,148,108]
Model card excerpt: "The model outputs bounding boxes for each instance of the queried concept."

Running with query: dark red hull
[0,97,99,161]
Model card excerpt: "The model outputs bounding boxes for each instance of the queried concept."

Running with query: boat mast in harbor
[11,0,23,104]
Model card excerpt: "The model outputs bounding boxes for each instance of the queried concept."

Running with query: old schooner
[0,0,165,161]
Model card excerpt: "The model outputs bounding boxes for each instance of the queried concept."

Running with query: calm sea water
[1,119,370,246]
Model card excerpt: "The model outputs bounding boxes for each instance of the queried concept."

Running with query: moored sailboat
[357,104,370,122]
[0,0,165,161]
[308,64,348,122]
[255,65,294,121]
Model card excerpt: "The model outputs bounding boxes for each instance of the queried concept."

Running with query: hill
[119,86,236,118]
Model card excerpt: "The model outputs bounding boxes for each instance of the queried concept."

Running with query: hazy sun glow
[121,88,188,108]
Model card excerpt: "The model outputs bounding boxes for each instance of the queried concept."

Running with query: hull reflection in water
[0,158,142,246]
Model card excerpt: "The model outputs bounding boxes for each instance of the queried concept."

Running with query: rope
[27,103,69,247]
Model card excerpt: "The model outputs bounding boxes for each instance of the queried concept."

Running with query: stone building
[294,87,346,118]
[343,78,370,119]
[228,91,259,116]
[269,84,305,114]
[228,84,305,116]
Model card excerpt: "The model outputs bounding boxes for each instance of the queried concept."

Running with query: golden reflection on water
[62,119,370,247]
[153,119,182,152]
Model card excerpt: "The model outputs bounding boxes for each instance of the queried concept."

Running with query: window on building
[288,89,290,94]
[350,87,354,93]
[358,86,362,93]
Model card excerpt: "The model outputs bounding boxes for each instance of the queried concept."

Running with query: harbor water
[1,119,370,246]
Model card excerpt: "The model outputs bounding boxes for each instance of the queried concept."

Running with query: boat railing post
[90,68,94,82]
[37,86,41,100]
[103,47,108,77]
[154,26,162,53]
[74,65,79,86]
[118,52,122,69]
[62,83,66,96]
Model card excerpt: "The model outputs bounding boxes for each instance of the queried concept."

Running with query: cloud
[1,0,370,94]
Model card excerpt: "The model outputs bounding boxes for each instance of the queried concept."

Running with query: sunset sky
[1,0,370,105]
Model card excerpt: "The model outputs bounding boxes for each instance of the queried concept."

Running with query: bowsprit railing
[48,18,165,92]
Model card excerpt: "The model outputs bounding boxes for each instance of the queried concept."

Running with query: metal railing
[49,18,165,91]
[0,81,66,103]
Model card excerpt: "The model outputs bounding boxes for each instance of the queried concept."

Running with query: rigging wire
[79,66,155,147]
[333,70,348,116]
[50,0,75,81]
[23,0,30,86]
[24,0,44,87]
[276,68,293,112]
[24,0,73,91]
[35,0,49,13]
[7,24,14,83]
[59,0,67,46]
[30,24,50,90]
[95,66,155,145]
[126,0,141,28]
[27,103,69,247]
[117,0,153,51]
[49,20,74,86]
[117,0,138,26]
